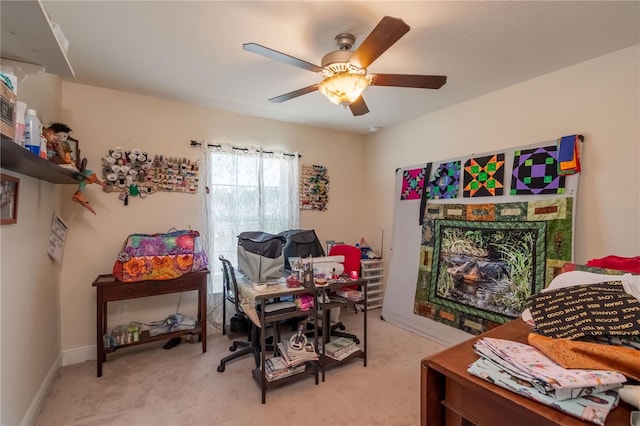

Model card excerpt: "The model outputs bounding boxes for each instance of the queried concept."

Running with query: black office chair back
[219,255,242,314]
[279,229,325,270]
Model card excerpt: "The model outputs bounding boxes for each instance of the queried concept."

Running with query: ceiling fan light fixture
[318,71,372,107]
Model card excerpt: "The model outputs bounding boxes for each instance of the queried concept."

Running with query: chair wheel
[338,324,346,330]
[354,337,360,345]
[229,344,237,351]
[217,364,225,372]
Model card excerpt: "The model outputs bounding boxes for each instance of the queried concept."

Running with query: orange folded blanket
[528,333,640,381]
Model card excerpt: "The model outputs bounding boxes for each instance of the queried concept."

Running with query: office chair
[279,229,325,270]
[327,244,362,339]
[217,255,260,372]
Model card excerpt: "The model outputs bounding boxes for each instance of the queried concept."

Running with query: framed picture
[65,137,80,168]
[1,173,19,224]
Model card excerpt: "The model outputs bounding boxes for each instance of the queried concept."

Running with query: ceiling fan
[243,16,447,116]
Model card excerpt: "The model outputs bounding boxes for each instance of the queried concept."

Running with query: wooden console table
[421,318,634,426]
[92,270,209,377]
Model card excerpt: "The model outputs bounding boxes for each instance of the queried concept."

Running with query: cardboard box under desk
[0,82,16,140]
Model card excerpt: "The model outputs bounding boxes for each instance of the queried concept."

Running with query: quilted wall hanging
[414,197,574,335]
[463,153,505,197]
[426,161,461,200]
[382,134,583,338]
[401,167,426,200]
[300,164,329,211]
[510,145,565,195]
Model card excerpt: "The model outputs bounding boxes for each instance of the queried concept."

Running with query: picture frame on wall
[1,173,19,224]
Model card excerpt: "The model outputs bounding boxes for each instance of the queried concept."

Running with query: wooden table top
[423,319,634,426]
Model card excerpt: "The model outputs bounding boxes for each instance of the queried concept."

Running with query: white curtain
[200,142,300,333]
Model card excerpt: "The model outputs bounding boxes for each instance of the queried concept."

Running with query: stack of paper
[324,337,360,360]
[263,357,305,381]
[278,341,319,367]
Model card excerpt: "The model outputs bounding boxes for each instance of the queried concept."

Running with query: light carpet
[36,310,444,426]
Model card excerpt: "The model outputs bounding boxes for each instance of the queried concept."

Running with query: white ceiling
[42,1,639,135]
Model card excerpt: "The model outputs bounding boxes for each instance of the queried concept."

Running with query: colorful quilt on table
[401,167,426,200]
[510,145,566,195]
[463,153,505,197]
[468,356,619,426]
[426,161,461,199]
[414,197,573,335]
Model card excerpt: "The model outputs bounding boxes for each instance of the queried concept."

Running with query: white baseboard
[21,353,61,426]
[62,345,96,366]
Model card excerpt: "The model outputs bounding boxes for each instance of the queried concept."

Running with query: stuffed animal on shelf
[72,158,105,215]
[44,122,73,165]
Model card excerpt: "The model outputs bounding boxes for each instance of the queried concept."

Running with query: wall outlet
[116,303,127,317]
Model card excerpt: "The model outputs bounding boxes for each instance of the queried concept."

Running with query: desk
[420,318,634,426]
[92,270,209,377]
[237,276,368,403]
[237,278,319,403]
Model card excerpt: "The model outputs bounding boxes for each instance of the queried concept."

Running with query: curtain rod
[189,140,301,158]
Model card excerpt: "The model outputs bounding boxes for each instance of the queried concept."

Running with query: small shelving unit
[1,0,79,183]
[1,136,81,183]
[103,325,203,354]
[360,259,384,310]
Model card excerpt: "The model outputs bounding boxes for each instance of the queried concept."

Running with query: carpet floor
[36,309,444,426]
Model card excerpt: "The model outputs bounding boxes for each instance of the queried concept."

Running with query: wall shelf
[1,0,74,77]
[1,136,81,183]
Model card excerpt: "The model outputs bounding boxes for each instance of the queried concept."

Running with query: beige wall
[362,46,640,271]
[0,73,64,426]
[58,82,367,353]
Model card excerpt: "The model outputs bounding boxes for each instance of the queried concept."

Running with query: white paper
[47,213,68,262]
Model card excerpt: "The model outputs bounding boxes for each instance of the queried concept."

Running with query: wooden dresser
[421,319,634,426]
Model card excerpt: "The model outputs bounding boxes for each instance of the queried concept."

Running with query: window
[202,144,299,291]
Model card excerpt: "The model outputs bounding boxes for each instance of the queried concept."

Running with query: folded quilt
[468,356,619,426]
[475,338,626,391]
[528,333,640,381]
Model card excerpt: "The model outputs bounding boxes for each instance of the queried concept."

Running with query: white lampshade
[318,72,372,106]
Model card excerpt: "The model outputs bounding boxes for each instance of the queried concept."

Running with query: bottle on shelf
[40,134,48,159]
[14,101,27,147]
[24,109,42,155]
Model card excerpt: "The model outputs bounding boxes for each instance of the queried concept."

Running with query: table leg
[363,280,367,367]
[199,280,207,352]
[96,290,105,378]
[260,300,266,404]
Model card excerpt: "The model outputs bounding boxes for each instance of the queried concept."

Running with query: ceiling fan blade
[371,74,447,89]
[349,16,410,69]
[349,97,369,116]
[243,43,324,73]
[268,84,319,103]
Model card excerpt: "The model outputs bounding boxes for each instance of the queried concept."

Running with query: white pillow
[619,385,640,409]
